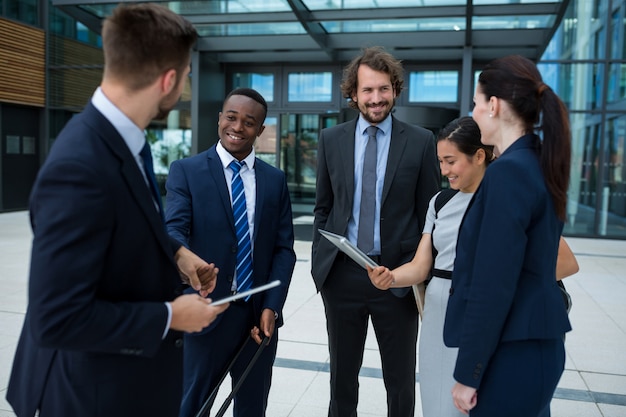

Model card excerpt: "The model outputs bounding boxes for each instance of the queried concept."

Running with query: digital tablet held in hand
[209,280,281,306]
[318,229,379,269]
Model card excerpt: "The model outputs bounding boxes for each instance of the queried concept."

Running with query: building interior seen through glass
[0,0,624,238]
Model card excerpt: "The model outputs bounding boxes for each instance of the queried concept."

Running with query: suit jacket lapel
[206,146,236,235]
[338,120,357,201]
[84,104,173,258]
[253,158,265,243]
[382,117,407,205]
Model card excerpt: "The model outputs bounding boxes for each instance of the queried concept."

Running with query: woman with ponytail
[443,55,572,417]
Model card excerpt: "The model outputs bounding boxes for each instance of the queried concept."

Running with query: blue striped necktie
[229,160,253,299]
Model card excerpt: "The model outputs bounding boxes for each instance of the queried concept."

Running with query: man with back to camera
[165,87,296,417]
[6,4,228,417]
[311,46,440,416]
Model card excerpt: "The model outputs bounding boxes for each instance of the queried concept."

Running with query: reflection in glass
[305,0,465,9]
[280,114,321,203]
[196,22,305,36]
[322,18,465,33]
[288,72,332,102]
[473,15,554,29]
[409,71,458,102]
[233,73,274,102]
[255,116,278,167]
[538,62,604,111]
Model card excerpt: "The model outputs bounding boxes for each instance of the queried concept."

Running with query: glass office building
[0,0,624,238]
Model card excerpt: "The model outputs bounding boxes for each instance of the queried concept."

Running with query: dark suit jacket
[444,134,572,389]
[165,145,296,329]
[311,116,440,295]
[7,102,186,417]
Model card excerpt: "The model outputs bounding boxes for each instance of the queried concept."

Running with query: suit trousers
[321,255,418,417]
[179,302,277,417]
[469,338,565,417]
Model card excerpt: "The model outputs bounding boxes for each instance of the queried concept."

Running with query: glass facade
[2,0,624,238]
[539,0,626,237]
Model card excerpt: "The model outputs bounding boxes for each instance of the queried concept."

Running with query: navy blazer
[311,116,440,295]
[444,134,572,389]
[165,145,295,330]
[7,103,186,417]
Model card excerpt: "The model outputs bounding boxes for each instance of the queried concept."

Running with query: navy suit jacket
[165,145,295,330]
[444,134,572,389]
[311,116,440,295]
[7,102,186,417]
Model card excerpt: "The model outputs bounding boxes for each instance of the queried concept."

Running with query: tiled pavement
[1,210,625,416]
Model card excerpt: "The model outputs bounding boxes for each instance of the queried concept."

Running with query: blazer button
[231,245,237,253]
[449,287,454,295]
[174,338,183,348]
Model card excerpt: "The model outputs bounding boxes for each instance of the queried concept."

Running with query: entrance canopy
[52,0,569,64]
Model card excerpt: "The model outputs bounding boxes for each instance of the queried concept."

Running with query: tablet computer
[318,229,379,269]
[209,280,281,306]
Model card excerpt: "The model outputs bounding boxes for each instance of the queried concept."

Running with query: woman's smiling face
[437,138,485,194]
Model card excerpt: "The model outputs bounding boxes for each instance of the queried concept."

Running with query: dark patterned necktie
[139,141,163,219]
[357,125,378,254]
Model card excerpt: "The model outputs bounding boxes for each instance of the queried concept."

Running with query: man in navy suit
[311,46,440,416]
[165,87,296,417]
[6,4,229,417]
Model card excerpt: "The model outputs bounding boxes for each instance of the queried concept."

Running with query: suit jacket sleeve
[446,157,565,388]
[164,159,193,248]
[261,171,296,322]
[28,157,169,358]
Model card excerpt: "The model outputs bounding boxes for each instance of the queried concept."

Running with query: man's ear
[161,68,178,94]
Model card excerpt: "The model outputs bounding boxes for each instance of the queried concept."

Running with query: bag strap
[434,188,460,219]
[430,188,460,283]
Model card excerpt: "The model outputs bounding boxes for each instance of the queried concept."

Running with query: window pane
[566,114,626,238]
[538,63,604,111]
[6,0,38,26]
[288,72,332,102]
[233,73,274,102]
[255,116,278,167]
[409,71,458,102]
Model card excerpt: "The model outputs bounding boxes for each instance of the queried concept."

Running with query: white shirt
[216,141,256,289]
[91,87,172,337]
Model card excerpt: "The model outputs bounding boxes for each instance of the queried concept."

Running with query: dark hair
[102,3,197,91]
[224,87,268,122]
[438,117,494,165]
[341,46,404,110]
[477,55,571,220]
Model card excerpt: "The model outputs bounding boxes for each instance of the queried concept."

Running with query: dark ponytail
[478,55,571,220]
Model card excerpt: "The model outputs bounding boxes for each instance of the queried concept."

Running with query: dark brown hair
[477,55,571,220]
[340,46,404,110]
[102,3,198,91]
[438,116,494,165]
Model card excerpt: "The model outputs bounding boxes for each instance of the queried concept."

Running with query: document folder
[318,229,378,269]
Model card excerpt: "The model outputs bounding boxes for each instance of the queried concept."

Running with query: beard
[359,101,393,124]
[154,80,183,120]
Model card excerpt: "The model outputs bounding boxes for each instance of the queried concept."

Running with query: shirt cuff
[163,302,173,339]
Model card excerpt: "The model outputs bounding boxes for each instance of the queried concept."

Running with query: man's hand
[174,246,218,297]
[169,294,228,333]
[451,382,477,415]
[250,308,276,345]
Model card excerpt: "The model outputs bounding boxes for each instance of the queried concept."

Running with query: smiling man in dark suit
[6,4,228,417]
[312,46,440,417]
[165,87,296,417]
